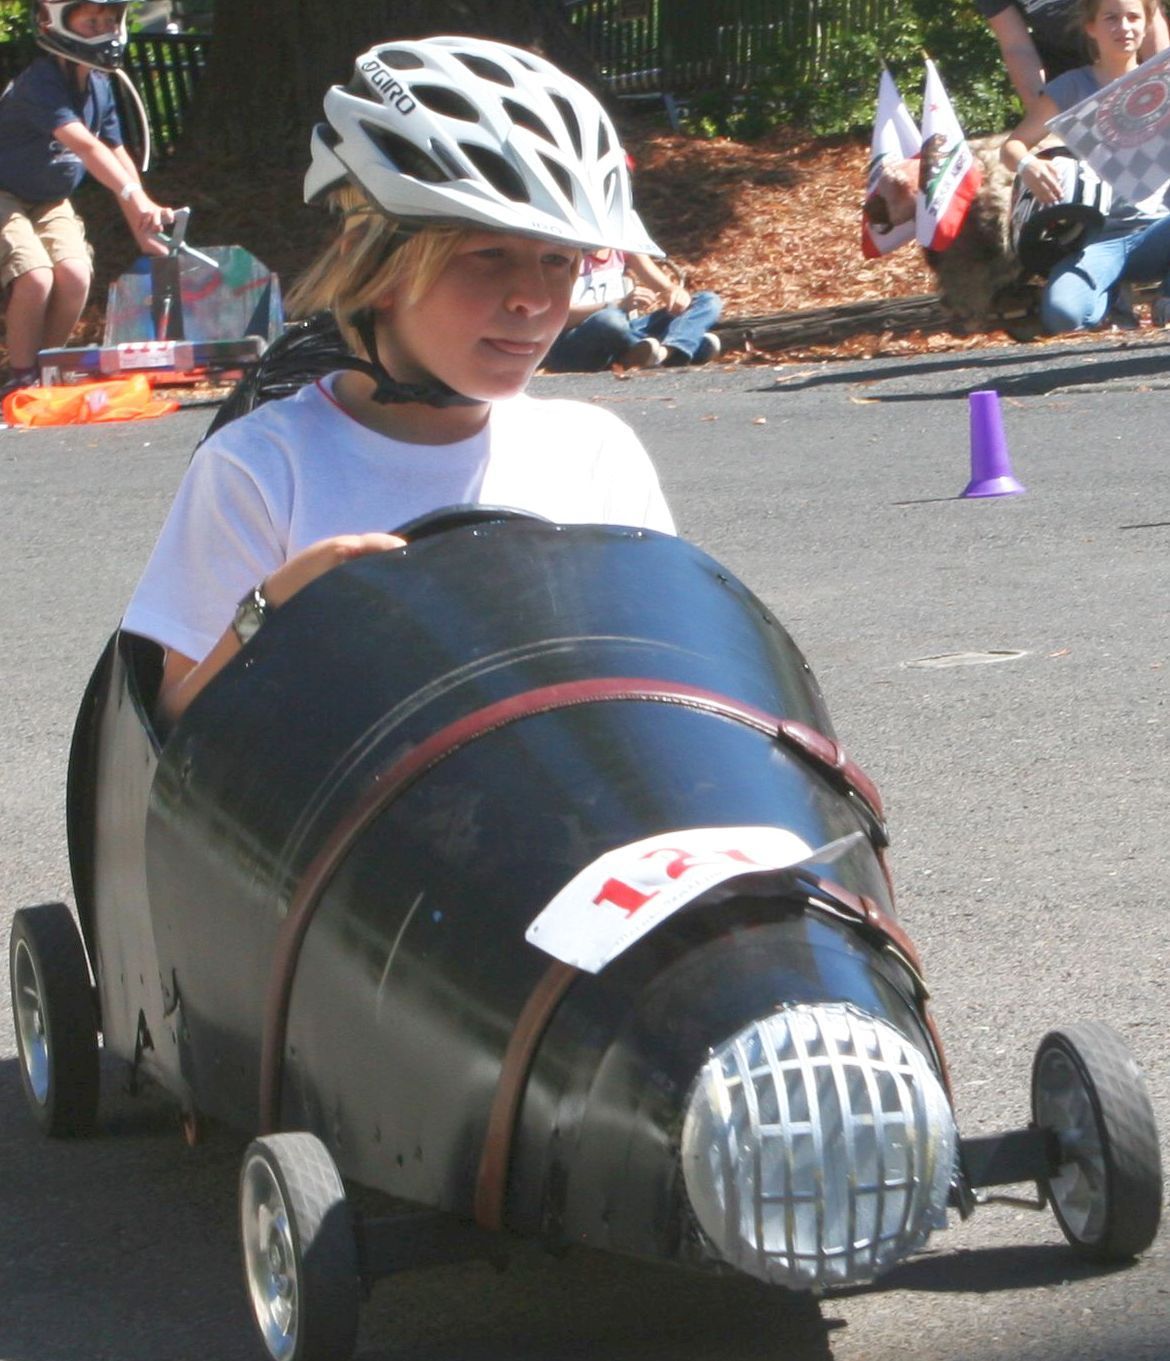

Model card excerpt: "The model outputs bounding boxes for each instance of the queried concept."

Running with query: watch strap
[232,581,269,646]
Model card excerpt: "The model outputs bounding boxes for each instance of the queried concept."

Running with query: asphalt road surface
[2,334,1167,1361]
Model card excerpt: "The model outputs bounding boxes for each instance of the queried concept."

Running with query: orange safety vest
[3,374,181,427]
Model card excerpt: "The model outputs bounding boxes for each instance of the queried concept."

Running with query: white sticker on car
[526,825,814,973]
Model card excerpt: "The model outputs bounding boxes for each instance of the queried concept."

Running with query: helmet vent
[602,167,619,211]
[376,47,425,70]
[548,94,582,158]
[456,53,516,87]
[346,70,385,105]
[361,123,447,184]
[539,154,574,205]
[461,144,530,203]
[430,142,467,183]
[502,99,556,146]
[596,121,612,158]
[413,84,481,123]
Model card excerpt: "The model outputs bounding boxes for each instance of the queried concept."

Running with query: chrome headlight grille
[681,1003,955,1289]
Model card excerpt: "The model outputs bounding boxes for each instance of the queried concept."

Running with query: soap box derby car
[9,463,1163,1360]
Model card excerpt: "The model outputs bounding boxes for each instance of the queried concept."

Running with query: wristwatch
[232,581,269,647]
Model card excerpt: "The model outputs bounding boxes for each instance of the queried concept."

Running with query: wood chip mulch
[1,121,1134,370]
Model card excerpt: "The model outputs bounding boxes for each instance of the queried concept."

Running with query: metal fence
[119,32,209,159]
[567,0,894,93]
[0,6,890,157]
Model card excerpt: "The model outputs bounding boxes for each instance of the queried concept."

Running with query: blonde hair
[285,186,478,357]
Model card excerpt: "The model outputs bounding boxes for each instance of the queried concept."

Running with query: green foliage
[791,24,920,136]
[672,22,895,141]
[0,1,215,42]
[642,0,1023,142]
[0,0,30,43]
[678,85,789,142]
[904,0,1021,132]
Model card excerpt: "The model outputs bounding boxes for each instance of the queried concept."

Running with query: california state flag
[916,59,982,250]
[862,68,921,258]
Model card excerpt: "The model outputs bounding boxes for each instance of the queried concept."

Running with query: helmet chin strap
[345,311,481,409]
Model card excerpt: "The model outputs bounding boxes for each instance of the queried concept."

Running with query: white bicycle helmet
[1010,147,1113,278]
[35,0,128,70]
[306,35,662,257]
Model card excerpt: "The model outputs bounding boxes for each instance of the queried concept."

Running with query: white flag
[862,68,921,258]
[1047,47,1170,206]
[916,59,982,251]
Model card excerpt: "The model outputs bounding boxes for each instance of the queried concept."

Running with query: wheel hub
[241,1160,299,1360]
[1034,1047,1106,1243]
[12,939,50,1105]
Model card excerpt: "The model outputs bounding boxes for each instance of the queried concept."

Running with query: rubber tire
[8,902,100,1137]
[1032,1021,1162,1261]
[239,1132,360,1361]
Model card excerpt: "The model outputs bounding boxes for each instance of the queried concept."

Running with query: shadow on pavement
[0,1056,834,1361]
[758,335,1170,401]
[6,1048,1135,1359]
[840,1242,1130,1298]
[0,1056,251,1361]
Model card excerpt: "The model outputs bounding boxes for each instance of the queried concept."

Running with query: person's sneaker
[619,337,667,369]
[0,367,38,399]
[1153,296,1170,327]
[694,331,722,364]
[662,332,723,367]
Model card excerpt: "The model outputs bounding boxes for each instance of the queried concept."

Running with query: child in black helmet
[0,1,174,394]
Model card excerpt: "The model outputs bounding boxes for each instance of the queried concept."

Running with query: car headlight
[681,1002,955,1289]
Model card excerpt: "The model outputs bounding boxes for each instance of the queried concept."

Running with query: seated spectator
[1001,0,1170,333]
[977,0,1167,112]
[543,248,722,371]
[0,1,174,396]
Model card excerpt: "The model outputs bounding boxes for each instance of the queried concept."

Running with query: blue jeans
[544,290,723,371]
[1042,217,1170,333]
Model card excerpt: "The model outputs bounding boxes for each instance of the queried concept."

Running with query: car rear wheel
[1032,1021,1162,1261]
[9,902,99,1137]
[239,1132,360,1361]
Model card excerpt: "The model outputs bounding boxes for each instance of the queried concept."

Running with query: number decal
[527,827,814,973]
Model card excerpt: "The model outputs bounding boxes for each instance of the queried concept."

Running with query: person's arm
[1001,94,1066,206]
[52,118,172,247]
[562,295,621,327]
[156,530,407,724]
[624,253,691,314]
[986,5,1048,112]
[1142,0,1169,55]
[562,283,660,327]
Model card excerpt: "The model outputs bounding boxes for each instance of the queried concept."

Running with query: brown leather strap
[803,875,926,982]
[777,718,886,828]
[473,960,578,1230]
[257,677,887,1133]
[801,876,950,1094]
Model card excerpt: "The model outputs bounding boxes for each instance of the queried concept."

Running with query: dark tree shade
[185,0,598,166]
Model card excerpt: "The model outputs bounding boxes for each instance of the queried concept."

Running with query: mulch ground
[3,116,1153,371]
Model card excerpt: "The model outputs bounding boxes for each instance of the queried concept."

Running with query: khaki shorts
[0,191,92,288]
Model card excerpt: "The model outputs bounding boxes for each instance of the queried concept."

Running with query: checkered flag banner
[1048,47,1170,205]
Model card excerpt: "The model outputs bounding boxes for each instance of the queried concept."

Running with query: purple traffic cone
[962,390,1025,498]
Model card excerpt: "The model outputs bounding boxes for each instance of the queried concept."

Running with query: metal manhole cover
[906,650,1028,669]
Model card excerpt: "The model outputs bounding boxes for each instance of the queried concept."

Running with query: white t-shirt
[123,375,675,663]
[572,249,629,307]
